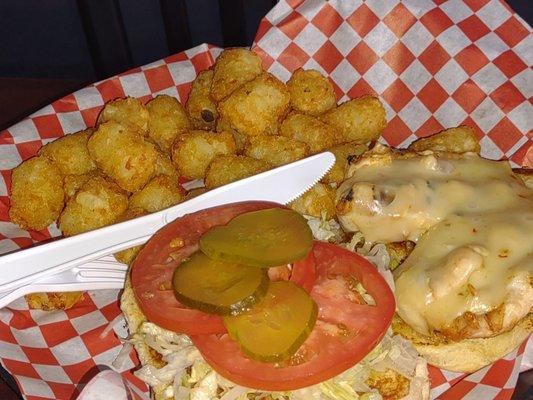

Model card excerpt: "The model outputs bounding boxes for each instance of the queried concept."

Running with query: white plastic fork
[0,256,127,309]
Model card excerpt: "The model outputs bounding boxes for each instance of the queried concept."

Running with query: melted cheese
[395,212,533,335]
[336,152,533,336]
[337,153,531,243]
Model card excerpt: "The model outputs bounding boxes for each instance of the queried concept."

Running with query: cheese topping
[336,151,533,336]
[395,212,533,336]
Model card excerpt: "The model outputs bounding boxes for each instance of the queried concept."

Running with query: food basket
[0,1,531,399]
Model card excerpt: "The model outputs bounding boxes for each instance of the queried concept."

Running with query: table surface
[0,77,87,132]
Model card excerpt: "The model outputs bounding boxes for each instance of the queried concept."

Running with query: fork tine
[77,259,128,270]
[77,269,127,279]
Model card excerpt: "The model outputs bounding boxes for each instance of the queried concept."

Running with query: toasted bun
[121,274,172,400]
[393,314,533,373]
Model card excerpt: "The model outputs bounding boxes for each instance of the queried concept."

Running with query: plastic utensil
[0,152,335,294]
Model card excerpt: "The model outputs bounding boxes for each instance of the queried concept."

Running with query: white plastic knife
[0,152,335,292]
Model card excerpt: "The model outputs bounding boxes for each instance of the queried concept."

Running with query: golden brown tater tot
[25,292,85,311]
[408,125,480,154]
[289,183,336,219]
[9,156,64,231]
[146,95,191,154]
[97,97,149,136]
[211,48,262,102]
[171,130,236,180]
[39,128,96,175]
[320,96,386,144]
[187,70,218,130]
[63,172,97,200]
[154,148,180,179]
[218,73,290,137]
[280,112,337,153]
[204,155,271,189]
[217,117,247,154]
[58,175,128,236]
[129,175,184,213]
[287,69,336,116]
[88,121,158,192]
[244,135,309,167]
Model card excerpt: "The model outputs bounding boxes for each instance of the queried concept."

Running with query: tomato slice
[130,201,317,335]
[288,248,315,293]
[191,241,395,391]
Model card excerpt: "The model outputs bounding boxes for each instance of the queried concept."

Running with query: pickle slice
[172,251,269,315]
[223,281,318,362]
[200,208,313,267]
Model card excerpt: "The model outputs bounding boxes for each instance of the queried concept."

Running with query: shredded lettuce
[304,215,345,243]
[128,215,426,400]
[306,216,395,293]
[131,321,427,400]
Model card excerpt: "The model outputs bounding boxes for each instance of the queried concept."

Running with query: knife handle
[0,197,205,291]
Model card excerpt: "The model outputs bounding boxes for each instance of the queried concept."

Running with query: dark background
[0,0,277,130]
[0,1,532,399]
[0,0,531,131]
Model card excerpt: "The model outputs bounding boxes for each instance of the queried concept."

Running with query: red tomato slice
[191,241,395,391]
[268,250,316,293]
[130,201,316,335]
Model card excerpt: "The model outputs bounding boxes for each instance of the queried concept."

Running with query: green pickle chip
[200,208,313,268]
[223,281,318,363]
[172,251,269,315]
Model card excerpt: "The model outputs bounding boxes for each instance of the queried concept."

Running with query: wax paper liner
[0,0,531,399]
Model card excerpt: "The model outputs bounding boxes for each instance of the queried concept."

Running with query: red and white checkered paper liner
[0,0,531,399]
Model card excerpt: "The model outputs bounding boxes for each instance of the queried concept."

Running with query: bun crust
[121,274,172,400]
[393,314,533,373]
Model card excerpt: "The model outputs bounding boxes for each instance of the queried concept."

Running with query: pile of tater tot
[9,48,387,310]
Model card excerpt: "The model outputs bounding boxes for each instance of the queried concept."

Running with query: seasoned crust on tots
[9,156,65,231]
[87,121,158,192]
[218,72,290,137]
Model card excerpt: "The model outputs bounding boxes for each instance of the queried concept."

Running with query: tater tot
[280,112,337,153]
[25,292,85,311]
[217,117,247,154]
[88,121,157,192]
[187,70,218,130]
[322,141,367,185]
[129,175,184,213]
[287,69,336,116]
[63,172,96,199]
[211,48,263,102]
[113,207,146,265]
[244,135,309,167]
[39,128,96,175]
[58,176,128,236]
[154,149,179,179]
[205,155,271,189]
[408,125,480,154]
[114,243,142,265]
[9,156,64,231]
[97,97,149,135]
[146,95,191,154]
[114,176,183,264]
[320,96,386,144]
[289,183,336,219]
[218,73,290,137]
[171,130,236,180]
